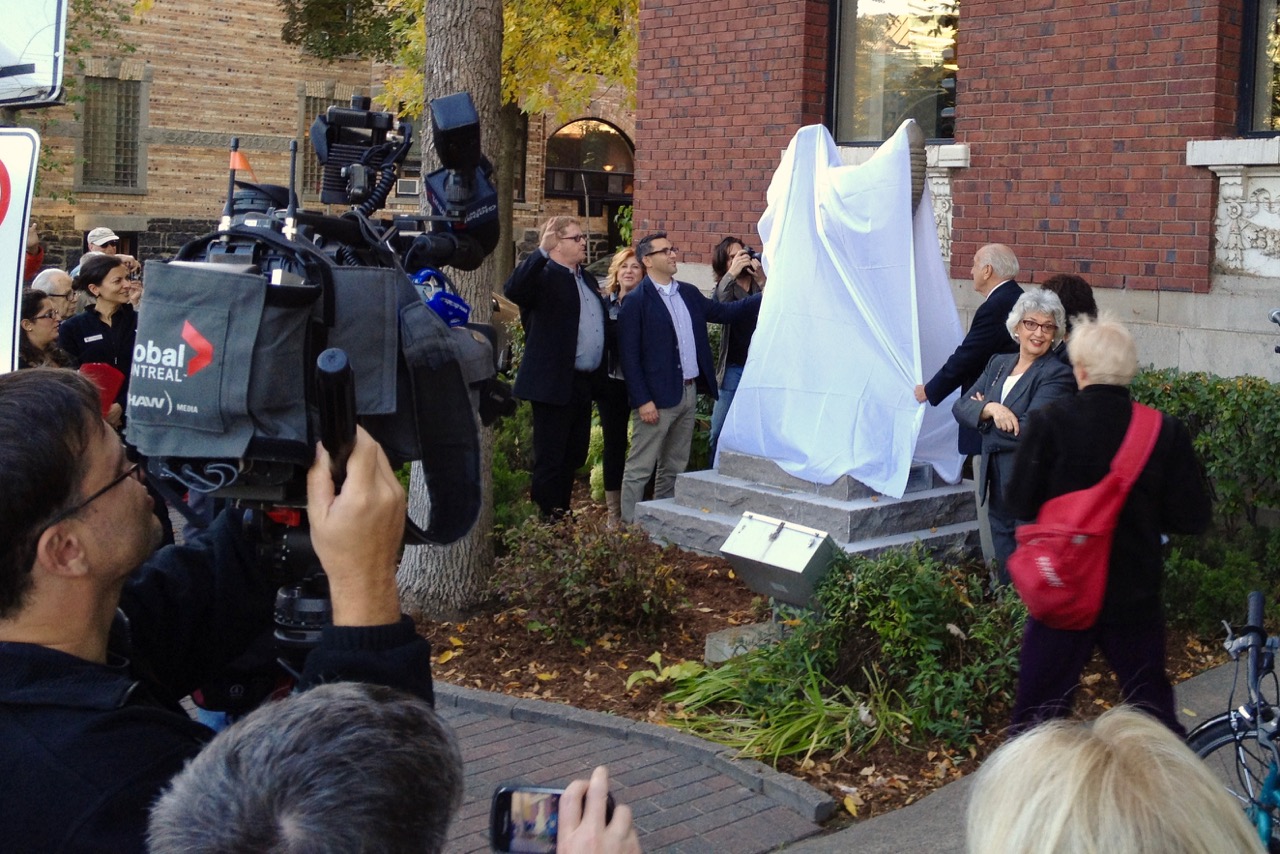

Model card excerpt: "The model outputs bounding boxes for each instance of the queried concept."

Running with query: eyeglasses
[33,311,59,322]
[42,461,142,530]
[101,240,120,248]
[647,246,679,257]
[561,234,588,243]
[1020,318,1059,334]
[46,292,74,302]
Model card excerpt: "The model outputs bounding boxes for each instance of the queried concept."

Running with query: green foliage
[614,205,633,248]
[492,398,537,532]
[1131,369,1280,531]
[278,0,399,60]
[663,547,1024,761]
[1161,525,1280,634]
[489,514,684,642]
[624,652,704,691]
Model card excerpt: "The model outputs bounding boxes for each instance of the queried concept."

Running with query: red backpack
[1006,402,1163,630]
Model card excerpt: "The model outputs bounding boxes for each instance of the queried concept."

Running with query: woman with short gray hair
[952,288,1075,581]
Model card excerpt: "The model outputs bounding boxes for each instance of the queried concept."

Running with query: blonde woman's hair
[604,247,638,296]
[966,706,1264,854]
[1066,313,1139,386]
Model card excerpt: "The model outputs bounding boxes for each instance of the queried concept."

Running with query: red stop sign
[0,158,10,229]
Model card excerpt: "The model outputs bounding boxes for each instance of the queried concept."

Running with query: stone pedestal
[635,451,980,559]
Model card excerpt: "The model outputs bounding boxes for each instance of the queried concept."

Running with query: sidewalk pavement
[434,660,1240,853]
[434,683,833,853]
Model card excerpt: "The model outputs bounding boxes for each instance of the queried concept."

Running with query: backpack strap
[1110,402,1163,487]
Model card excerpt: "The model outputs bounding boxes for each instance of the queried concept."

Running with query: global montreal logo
[131,321,214,383]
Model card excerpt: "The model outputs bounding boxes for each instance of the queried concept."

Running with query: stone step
[716,450,938,499]
[634,498,981,560]
[672,469,977,543]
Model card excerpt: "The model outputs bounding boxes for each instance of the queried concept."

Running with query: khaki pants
[620,383,697,523]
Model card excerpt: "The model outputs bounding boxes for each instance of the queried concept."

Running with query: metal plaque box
[719,512,837,607]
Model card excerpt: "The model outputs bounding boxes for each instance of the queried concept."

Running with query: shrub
[1131,369,1280,531]
[488,514,685,642]
[492,398,537,533]
[663,546,1025,759]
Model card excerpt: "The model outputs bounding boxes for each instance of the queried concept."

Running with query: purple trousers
[1010,614,1183,737]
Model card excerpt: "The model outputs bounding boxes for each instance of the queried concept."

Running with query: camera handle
[315,348,357,493]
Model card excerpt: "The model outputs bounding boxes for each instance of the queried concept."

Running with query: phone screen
[491,787,561,854]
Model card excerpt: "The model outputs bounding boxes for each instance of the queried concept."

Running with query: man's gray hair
[148,683,464,854]
[978,243,1020,281]
[1005,287,1067,344]
[31,268,71,291]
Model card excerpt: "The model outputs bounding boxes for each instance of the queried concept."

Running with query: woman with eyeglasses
[18,289,74,369]
[952,288,1075,580]
[59,254,138,413]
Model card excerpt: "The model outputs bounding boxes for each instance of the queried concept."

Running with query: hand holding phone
[557,766,641,854]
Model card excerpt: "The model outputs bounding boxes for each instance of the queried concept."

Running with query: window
[514,112,529,202]
[544,120,634,215]
[830,0,957,143]
[300,93,345,198]
[80,73,146,191]
[1244,0,1280,132]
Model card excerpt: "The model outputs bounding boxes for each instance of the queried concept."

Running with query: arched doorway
[545,119,634,248]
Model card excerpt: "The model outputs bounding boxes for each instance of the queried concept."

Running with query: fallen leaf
[842,794,862,816]
[536,671,558,681]
[436,650,456,664]
[449,637,464,647]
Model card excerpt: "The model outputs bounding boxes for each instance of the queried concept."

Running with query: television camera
[124,92,511,691]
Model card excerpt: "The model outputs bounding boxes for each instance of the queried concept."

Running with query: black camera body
[127,91,508,553]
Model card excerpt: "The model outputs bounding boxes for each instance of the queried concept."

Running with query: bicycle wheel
[1189,711,1280,850]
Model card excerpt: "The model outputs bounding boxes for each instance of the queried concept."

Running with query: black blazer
[503,250,606,406]
[618,277,761,410]
[925,280,1023,454]
[951,351,1075,503]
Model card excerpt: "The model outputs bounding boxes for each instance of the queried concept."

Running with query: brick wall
[632,0,828,268]
[950,0,1241,292]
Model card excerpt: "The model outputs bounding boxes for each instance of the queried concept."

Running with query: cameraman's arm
[300,427,435,703]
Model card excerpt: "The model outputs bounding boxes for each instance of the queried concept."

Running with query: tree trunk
[398,0,504,621]
[494,102,519,278]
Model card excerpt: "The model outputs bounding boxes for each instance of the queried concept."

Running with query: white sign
[0,0,67,107]
[1,128,40,373]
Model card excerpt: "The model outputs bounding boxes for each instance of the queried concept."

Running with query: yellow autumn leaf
[449,637,464,647]
[436,650,456,664]
[536,672,558,681]
[843,794,863,816]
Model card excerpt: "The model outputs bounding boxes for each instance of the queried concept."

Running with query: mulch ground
[419,496,1226,826]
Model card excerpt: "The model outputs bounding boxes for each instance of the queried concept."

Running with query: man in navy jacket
[0,370,433,852]
[618,232,761,522]
[915,243,1024,455]
[504,216,608,517]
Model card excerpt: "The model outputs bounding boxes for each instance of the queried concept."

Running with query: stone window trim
[73,59,152,196]
[1188,138,1280,276]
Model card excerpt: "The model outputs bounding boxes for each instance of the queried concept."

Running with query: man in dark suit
[617,232,761,523]
[915,243,1024,455]
[504,216,608,517]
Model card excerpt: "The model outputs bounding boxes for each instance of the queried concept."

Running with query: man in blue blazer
[617,232,762,523]
[504,216,608,517]
[915,243,1024,455]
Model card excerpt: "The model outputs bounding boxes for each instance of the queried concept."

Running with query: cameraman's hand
[307,426,406,627]
[557,766,641,854]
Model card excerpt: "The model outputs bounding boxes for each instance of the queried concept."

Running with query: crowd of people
[4,213,1230,851]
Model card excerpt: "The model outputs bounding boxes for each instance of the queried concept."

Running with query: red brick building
[634,0,1280,380]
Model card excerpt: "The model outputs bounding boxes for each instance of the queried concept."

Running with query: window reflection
[832,0,958,143]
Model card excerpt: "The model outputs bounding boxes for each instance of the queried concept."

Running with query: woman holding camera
[708,236,766,461]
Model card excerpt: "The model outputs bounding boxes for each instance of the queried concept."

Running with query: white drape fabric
[717,122,965,498]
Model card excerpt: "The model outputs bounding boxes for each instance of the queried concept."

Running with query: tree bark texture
[398,0,504,621]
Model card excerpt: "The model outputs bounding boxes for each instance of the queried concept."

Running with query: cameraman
[0,369,433,852]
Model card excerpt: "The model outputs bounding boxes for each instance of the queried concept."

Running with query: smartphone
[489,785,615,853]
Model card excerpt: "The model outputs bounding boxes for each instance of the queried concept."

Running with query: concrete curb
[434,682,837,822]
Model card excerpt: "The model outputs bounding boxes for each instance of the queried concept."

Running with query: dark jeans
[530,372,595,517]
[594,376,631,492]
[1011,614,1183,737]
